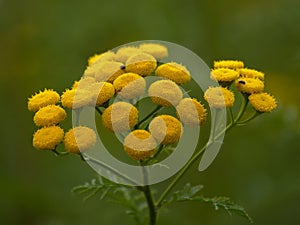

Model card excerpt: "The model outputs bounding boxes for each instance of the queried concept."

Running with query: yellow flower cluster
[28,89,66,150]
[28,44,277,163]
[28,88,97,153]
[205,59,277,113]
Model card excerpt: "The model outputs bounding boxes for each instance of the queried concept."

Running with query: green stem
[156,144,207,208]
[234,94,249,123]
[144,145,165,164]
[82,155,138,186]
[156,95,250,207]
[137,106,162,128]
[95,107,103,115]
[143,185,157,225]
[237,111,261,125]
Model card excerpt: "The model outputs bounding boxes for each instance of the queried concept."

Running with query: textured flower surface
[89,82,115,106]
[235,77,264,94]
[93,61,125,83]
[204,87,235,108]
[139,43,168,60]
[155,62,191,84]
[214,60,244,70]
[176,98,207,126]
[249,92,277,113]
[149,115,182,145]
[28,89,60,112]
[123,130,157,160]
[64,126,97,154]
[238,68,264,80]
[125,53,157,76]
[102,102,139,132]
[210,68,239,82]
[33,126,64,150]
[34,105,66,127]
[113,73,146,99]
[148,79,183,106]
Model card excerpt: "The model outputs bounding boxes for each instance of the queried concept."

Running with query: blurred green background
[1,0,299,224]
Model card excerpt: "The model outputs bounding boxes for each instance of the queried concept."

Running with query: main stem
[143,185,157,225]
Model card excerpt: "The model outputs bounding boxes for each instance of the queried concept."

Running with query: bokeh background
[1,0,299,224]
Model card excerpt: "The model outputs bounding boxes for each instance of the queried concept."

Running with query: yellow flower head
[210,68,239,82]
[238,68,265,81]
[125,53,157,76]
[64,126,97,154]
[214,60,244,70]
[123,130,157,160]
[89,82,115,106]
[94,61,125,83]
[155,62,191,85]
[102,102,139,132]
[115,46,142,63]
[235,78,264,94]
[248,92,277,113]
[149,115,182,145]
[77,77,96,89]
[176,98,207,126]
[204,87,235,108]
[28,89,60,112]
[34,105,67,127]
[61,88,91,109]
[139,43,168,60]
[113,73,146,99]
[148,80,183,107]
[33,126,64,150]
[88,51,116,66]
[72,80,79,89]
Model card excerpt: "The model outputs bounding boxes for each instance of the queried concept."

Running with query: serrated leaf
[163,183,252,223]
[164,183,203,205]
[194,196,253,223]
[72,177,148,225]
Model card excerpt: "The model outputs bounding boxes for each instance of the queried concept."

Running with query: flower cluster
[28,90,96,154]
[28,43,277,162]
[206,60,277,113]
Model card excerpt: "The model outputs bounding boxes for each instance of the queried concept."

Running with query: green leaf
[163,183,252,223]
[163,183,204,205]
[72,177,148,225]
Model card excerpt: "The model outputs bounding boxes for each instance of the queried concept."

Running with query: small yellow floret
[125,53,157,76]
[34,105,67,127]
[115,46,142,63]
[123,130,157,160]
[238,68,265,80]
[204,87,235,108]
[102,102,139,133]
[139,43,168,60]
[148,80,183,107]
[77,77,96,89]
[89,82,115,106]
[64,126,97,154]
[248,92,277,113]
[113,73,146,99]
[33,126,64,150]
[155,62,191,84]
[28,89,60,112]
[88,51,116,66]
[235,78,264,94]
[176,98,207,126]
[61,89,91,109]
[214,60,244,70]
[210,68,239,82]
[149,115,182,145]
[94,61,125,83]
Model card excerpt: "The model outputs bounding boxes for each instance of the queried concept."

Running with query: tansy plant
[28,41,277,225]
